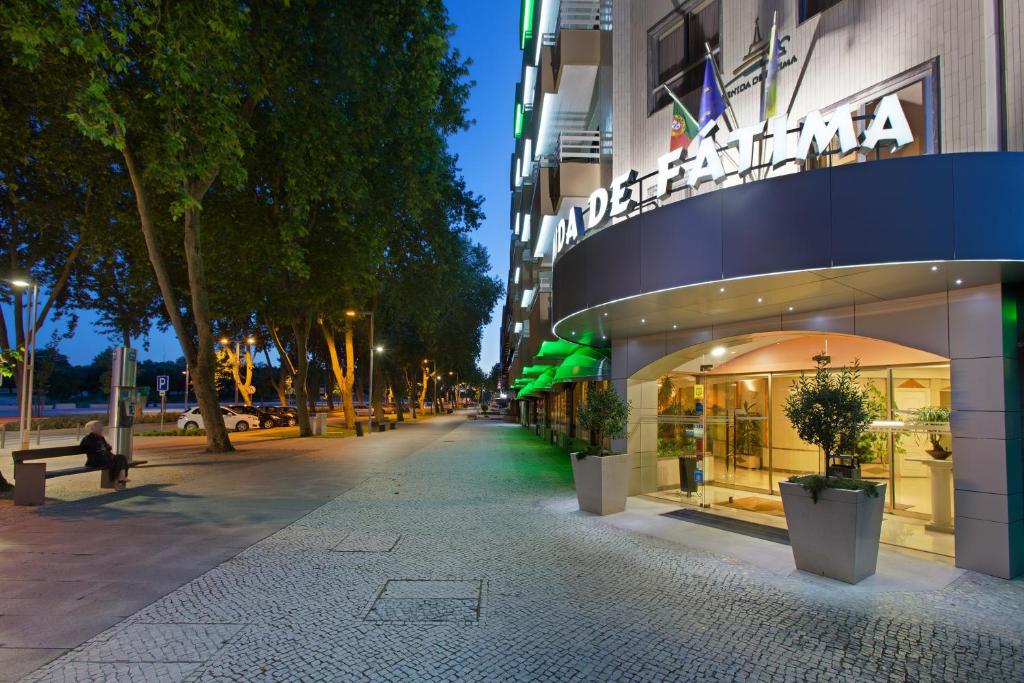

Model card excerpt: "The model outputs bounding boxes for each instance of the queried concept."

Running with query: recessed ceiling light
[730,351,736,355]
[711,346,726,357]
[640,318,646,324]
[955,279,963,286]
[757,297,763,303]
[603,312,608,317]
[930,265,939,272]
[602,334,607,339]
[571,330,576,335]
[788,306,795,311]
[672,324,678,329]
[719,287,725,293]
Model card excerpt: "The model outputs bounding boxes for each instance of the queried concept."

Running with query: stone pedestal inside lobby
[908,457,954,533]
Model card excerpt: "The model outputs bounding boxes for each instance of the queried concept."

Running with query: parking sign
[156,375,169,392]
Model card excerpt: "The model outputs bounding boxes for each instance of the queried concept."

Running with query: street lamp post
[8,279,38,450]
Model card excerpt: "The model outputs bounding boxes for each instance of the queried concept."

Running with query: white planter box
[779,481,887,584]
[570,452,629,515]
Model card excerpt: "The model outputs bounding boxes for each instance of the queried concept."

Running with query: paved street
[6,416,1024,681]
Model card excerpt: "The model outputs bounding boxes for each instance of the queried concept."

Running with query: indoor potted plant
[913,406,951,460]
[571,386,631,515]
[779,354,886,584]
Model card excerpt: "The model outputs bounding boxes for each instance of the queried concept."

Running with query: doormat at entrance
[662,509,791,545]
[717,496,786,517]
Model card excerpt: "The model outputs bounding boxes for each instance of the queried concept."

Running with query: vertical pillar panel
[952,436,1022,496]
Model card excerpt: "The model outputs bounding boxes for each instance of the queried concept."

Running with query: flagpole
[704,42,738,132]
[757,11,779,180]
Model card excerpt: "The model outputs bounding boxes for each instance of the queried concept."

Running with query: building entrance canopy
[552,153,1024,344]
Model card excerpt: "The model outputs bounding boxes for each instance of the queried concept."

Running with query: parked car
[264,406,299,426]
[228,404,285,429]
[177,406,260,432]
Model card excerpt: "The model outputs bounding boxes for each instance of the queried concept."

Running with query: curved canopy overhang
[552,153,1024,345]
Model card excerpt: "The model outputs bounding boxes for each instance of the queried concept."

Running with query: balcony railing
[556,130,601,163]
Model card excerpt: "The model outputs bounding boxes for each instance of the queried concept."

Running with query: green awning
[516,382,536,398]
[554,349,610,384]
[532,367,557,392]
[511,378,531,388]
[535,339,580,362]
[521,365,548,377]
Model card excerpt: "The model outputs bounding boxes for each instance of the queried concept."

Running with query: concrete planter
[569,452,629,515]
[779,481,887,584]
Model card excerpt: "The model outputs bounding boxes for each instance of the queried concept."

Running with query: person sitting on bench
[80,420,129,490]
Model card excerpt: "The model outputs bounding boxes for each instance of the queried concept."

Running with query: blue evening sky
[15,1,519,371]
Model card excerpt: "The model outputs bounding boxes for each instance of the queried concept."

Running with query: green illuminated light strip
[514,102,524,139]
[520,0,535,50]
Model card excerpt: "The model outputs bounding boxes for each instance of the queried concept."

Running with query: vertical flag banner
[698,56,727,133]
[761,12,780,120]
[670,96,700,151]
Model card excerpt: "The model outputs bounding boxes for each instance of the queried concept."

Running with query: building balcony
[538,130,606,215]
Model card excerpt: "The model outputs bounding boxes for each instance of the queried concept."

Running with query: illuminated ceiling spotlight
[711,346,726,358]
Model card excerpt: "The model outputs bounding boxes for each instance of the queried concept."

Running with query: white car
[177,406,260,432]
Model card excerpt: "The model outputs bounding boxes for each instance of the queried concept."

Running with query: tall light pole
[448,370,460,408]
[347,310,375,426]
[8,279,38,450]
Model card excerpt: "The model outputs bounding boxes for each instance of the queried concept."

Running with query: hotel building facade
[500,0,1024,579]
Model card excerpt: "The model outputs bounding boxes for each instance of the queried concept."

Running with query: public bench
[11,445,145,506]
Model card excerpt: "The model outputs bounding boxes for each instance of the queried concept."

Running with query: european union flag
[698,55,727,133]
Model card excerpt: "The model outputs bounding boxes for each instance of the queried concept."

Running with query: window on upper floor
[648,0,721,116]
[804,60,939,171]
[799,0,845,23]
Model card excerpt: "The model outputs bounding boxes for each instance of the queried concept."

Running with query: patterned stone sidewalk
[22,421,1024,682]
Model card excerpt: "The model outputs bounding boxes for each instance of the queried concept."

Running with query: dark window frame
[798,0,847,24]
[647,0,722,117]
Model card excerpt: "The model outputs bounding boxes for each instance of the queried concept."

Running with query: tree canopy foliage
[0,0,502,451]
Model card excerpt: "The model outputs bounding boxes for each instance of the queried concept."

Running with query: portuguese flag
[670,97,699,151]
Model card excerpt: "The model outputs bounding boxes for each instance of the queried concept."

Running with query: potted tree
[913,406,951,460]
[780,354,885,584]
[571,386,631,515]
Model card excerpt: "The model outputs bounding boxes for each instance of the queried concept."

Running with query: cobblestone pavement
[21,420,1024,682]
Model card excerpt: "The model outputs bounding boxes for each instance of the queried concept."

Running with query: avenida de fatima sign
[553,94,914,257]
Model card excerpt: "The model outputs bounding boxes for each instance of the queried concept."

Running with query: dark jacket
[81,432,115,468]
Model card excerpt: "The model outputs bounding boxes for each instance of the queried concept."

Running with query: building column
[949,285,1024,578]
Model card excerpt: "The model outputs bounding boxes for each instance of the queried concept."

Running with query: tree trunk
[323,322,356,429]
[291,317,313,437]
[122,144,231,452]
[182,209,233,452]
[418,365,429,413]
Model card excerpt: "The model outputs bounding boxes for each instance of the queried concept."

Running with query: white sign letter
[726,122,763,177]
[860,94,914,154]
[685,121,726,188]
[588,187,610,229]
[554,218,566,256]
[769,113,792,168]
[656,148,685,200]
[795,106,858,163]
[609,170,639,218]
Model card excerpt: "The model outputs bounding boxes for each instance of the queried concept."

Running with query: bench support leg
[13,463,46,506]
[100,469,115,489]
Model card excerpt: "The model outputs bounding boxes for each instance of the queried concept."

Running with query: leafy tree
[577,386,631,456]
[784,354,873,461]
[3,0,263,452]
